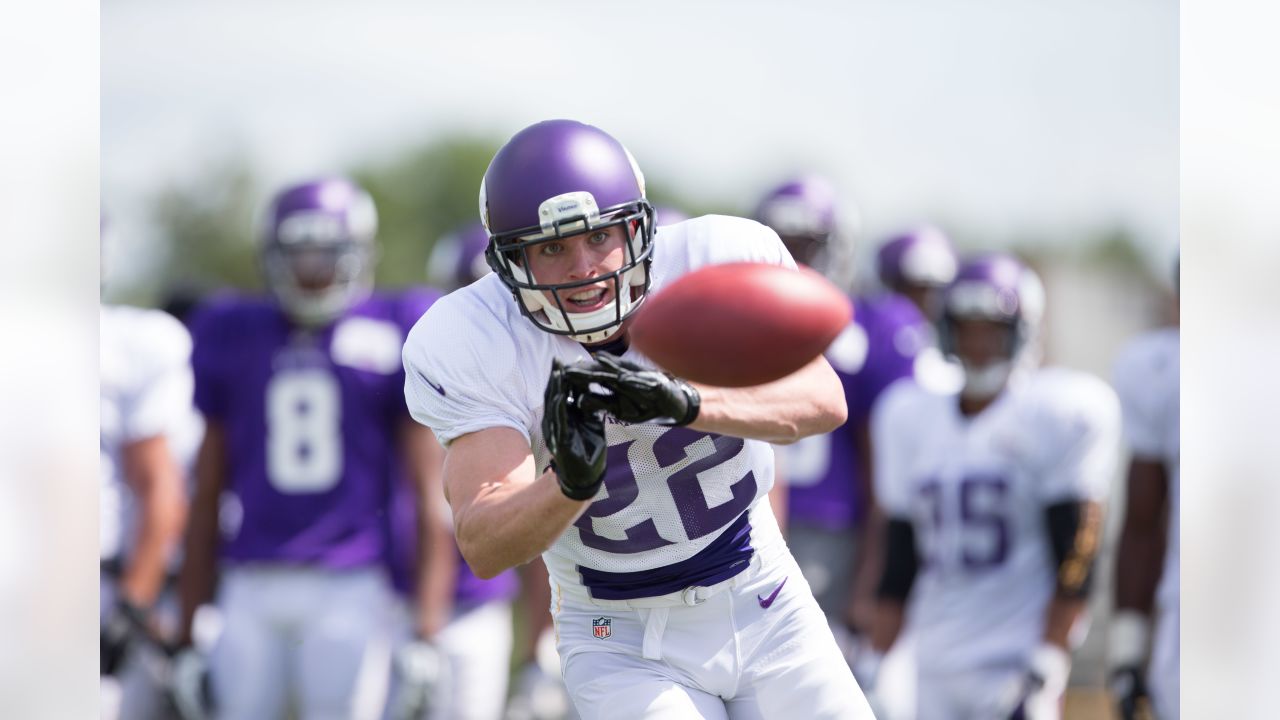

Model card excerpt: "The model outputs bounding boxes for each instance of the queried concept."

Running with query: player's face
[951,317,1012,368]
[526,225,627,313]
[283,246,342,291]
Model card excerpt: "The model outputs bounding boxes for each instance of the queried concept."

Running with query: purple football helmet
[260,177,378,325]
[939,253,1045,399]
[480,119,655,343]
[753,175,852,282]
[427,220,492,290]
[876,225,959,290]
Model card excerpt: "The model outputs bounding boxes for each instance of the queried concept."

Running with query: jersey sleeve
[1032,372,1122,504]
[692,215,799,271]
[402,293,536,447]
[870,378,920,517]
[121,312,194,442]
[1111,337,1168,460]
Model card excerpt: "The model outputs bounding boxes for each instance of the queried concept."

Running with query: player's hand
[505,660,572,720]
[169,647,215,720]
[543,359,608,501]
[100,599,146,676]
[388,638,450,720]
[991,644,1070,720]
[564,351,700,426]
[1109,666,1155,720]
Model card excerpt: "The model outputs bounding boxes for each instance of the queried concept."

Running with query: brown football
[629,262,852,387]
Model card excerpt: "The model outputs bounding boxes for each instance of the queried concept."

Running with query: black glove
[101,599,146,676]
[562,352,700,427]
[543,359,608,501]
[1110,666,1155,720]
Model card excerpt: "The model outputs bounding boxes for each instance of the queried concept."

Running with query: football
[629,262,852,387]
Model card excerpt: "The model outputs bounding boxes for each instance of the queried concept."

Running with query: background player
[866,254,1121,719]
[403,119,874,719]
[385,219,522,720]
[1108,260,1179,720]
[176,178,453,720]
[874,225,960,322]
[754,177,926,661]
[101,276,192,720]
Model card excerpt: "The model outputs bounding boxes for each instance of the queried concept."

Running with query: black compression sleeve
[877,518,919,601]
[1046,500,1103,599]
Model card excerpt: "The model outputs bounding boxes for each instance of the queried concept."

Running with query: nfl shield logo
[592,617,612,640]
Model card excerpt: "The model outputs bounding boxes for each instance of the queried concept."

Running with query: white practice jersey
[100,305,194,561]
[872,368,1121,672]
[404,215,793,599]
[1113,327,1179,610]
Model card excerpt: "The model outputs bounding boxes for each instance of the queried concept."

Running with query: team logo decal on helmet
[939,253,1045,399]
[261,177,378,326]
[480,119,656,344]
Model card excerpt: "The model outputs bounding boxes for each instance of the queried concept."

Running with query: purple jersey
[784,293,925,529]
[385,467,518,607]
[191,288,439,568]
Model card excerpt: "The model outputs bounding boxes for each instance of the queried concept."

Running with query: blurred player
[1108,262,1179,720]
[100,217,191,720]
[865,254,1121,719]
[384,219,522,720]
[404,119,875,719]
[754,177,925,658]
[176,178,452,720]
[427,221,492,293]
[874,225,959,322]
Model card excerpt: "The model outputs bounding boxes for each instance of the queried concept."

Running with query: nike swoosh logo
[757,577,787,609]
[416,370,446,397]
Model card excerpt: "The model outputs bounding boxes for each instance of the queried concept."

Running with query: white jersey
[1112,327,1179,610]
[404,215,793,599]
[872,367,1121,673]
[100,305,194,561]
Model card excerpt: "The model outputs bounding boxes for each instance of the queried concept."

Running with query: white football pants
[210,565,394,720]
[552,551,875,720]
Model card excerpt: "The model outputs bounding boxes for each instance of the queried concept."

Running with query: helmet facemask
[939,271,1045,401]
[264,240,373,326]
[485,191,655,344]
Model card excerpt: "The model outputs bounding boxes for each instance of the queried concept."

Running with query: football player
[1108,261,1179,720]
[175,178,453,720]
[403,119,875,719]
[100,216,192,720]
[383,219,521,720]
[874,225,959,322]
[864,254,1121,719]
[754,177,926,660]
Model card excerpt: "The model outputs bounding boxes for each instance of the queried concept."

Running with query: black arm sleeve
[876,518,919,601]
[1046,500,1103,599]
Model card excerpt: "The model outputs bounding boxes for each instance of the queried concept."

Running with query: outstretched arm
[570,351,846,445]
[689,354,847,444]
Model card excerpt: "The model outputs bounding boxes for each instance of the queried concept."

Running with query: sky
[102,0,1178,283]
